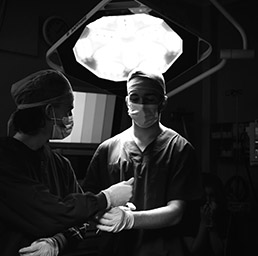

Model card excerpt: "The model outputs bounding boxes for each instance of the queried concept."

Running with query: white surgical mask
[127,102,159,128]
[51,109,74,139]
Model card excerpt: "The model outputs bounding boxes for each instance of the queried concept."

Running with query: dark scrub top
[0,137,107,256]
[82,127,203,256]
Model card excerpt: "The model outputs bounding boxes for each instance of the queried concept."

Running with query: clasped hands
[200,201,218,228]
[95,178,136,232]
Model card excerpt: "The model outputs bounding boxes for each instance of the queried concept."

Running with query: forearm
[0,178,107,237]
[133,200,185,229]
[19,225,89,256]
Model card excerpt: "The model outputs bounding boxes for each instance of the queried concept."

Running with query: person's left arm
[96,199,185,233]
[132,199,185,228]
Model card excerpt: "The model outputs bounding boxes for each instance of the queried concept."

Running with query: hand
[94,202,136,222]
[209,201,218,212]
[96,205,134,233]
[200,203,215,227]
[125,202,136,211]
[19,238,58,256]
[102,177,134,208]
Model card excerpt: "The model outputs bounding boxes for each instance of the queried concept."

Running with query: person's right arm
[0,165,133,238]
[17,177,134,256]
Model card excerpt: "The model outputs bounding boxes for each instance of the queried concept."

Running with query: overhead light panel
[46,0,212,97]
[73,13,182,81]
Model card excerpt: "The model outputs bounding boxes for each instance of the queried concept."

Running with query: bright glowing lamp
[73,13,182,81]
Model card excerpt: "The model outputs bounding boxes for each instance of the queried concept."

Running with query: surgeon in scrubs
[28,68,202,256]
[0,69,133,256]
[82,68,203,256]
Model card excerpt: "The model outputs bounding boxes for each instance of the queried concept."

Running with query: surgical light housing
[73,13,182,81]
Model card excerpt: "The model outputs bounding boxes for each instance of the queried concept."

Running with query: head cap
[127,68,166,95]
[11,69,73,110]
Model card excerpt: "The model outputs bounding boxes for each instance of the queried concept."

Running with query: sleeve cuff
[52,233,67,252]
[99,190,111,209]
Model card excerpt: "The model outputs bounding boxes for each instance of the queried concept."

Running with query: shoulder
[97,128,131,150]
[0,137,16,166]
[162,127,193,148]
[0,137,9,151]
[0,137,21,150]
[90,129,132,161]
[0,137,28,161]
[159,128,196,161]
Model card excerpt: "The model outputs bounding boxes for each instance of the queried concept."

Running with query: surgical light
[73,13,182,81]
[46,0,212,97]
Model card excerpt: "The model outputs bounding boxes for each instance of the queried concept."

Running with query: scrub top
[83,127,202,256]
[0,137,106,256]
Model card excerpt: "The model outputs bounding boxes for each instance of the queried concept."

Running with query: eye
[129,95,140,103]
[143,95,160,104]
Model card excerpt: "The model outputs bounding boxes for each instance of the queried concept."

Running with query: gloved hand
[19,238,58,256]
[102,177,134,208]
[125,202,136,211]
[96,204,135,233]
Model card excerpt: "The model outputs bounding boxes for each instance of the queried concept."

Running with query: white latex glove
[125,202,136,211]
[96,205,135,233]
[19,238,58,256]
[102,177,134,208]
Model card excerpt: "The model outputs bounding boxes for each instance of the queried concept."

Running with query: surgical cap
[127,68,166,95]
[11,69,73,110]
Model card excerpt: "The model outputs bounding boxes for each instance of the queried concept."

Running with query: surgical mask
[127,102,159,128]
[51,109,74,139]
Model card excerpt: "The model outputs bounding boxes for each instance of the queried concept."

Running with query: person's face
[126,77,166,129]
[51,96,74,127]
[205,186,216,204]
[127,77,164,105]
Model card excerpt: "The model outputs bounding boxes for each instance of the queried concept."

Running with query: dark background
[0,0,257,254]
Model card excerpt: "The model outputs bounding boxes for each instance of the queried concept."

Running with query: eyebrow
[129,91,158,96]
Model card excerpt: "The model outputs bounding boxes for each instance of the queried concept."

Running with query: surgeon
[0,69,133,256]
[82,67,203,256]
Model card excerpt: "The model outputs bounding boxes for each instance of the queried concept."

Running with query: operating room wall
[162,3,258,254]
[208,1,258,207]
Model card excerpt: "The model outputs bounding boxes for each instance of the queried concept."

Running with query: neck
[13,132,48,150]
[134,121,162,136]
[131,121,164,151]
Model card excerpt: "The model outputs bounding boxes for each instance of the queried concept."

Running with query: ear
[45,104,53,120]
[160,96,168,112]
[125,96,129,108]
